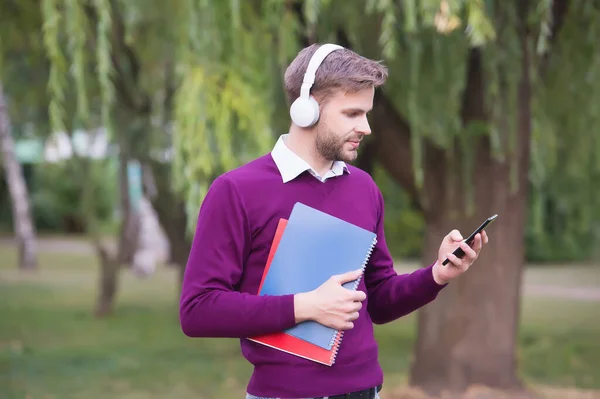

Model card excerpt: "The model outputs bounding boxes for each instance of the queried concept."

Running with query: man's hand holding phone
[431,215,495,286]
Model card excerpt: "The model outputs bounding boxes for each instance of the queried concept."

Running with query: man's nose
[356,116,371,135]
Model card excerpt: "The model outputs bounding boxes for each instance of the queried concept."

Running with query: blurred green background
[2,0,600,398]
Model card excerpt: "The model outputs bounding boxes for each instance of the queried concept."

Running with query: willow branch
[83,2,150,114]
[370,90,422,211]
[538,0,570,78]
[334,29,421,209]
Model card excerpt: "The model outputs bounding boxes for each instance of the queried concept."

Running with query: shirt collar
[271,134,349,183]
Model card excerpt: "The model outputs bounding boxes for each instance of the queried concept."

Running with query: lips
[347,135,362,149]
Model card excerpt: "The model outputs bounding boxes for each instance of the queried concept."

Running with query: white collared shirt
[270,134,349,183]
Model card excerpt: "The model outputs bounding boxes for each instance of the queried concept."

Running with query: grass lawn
[1,245,599,399]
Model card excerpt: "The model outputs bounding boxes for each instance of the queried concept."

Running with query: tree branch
[289,11,426,212]
[109,54,143,112]
[355,136,377,174]
[333,28,422,209]
[290,0,313,47]
[109,0,150,114]
[517,0,533,190]
[538,0,570,78]
[83,1,150,114]
[370,90,422,211]
[460,48,486,124]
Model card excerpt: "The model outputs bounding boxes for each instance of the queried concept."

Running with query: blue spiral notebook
[258,202,377,350]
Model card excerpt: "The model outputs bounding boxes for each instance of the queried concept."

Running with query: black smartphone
[442,214,498,265]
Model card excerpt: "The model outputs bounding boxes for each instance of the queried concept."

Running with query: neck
[286,126,333,177]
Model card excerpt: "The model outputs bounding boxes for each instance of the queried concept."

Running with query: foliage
[31,0,497,229]
[31,0,303,233]
[0,158,116,234]
[2,0,599,258]
[319,0,600,259]
[373,165,425,259]
[377,168,600,263]
[29,158,116,233]
[0,0,51,139]
[525,190,600,263]
[167,0,301,232]
[528,1,600,262]
[307,0,499,195]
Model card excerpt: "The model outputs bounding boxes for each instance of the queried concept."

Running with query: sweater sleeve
[364,185,447,325]
[179,175,296,338]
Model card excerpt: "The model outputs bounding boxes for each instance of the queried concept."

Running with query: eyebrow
[342,108,372,114]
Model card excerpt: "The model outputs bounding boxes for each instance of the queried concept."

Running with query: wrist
[432,261,449,286]
[293,292,315,323]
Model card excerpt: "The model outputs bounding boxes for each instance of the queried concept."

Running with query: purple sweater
[179,154,446,398]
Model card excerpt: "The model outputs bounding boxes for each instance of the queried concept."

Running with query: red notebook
[247,218,343,366]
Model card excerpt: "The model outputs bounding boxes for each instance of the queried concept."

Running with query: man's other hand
[294,269,366,330]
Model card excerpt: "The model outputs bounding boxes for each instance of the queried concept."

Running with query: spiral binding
[327,237,378,365]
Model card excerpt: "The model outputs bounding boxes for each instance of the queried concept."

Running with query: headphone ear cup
[290,95,320,128]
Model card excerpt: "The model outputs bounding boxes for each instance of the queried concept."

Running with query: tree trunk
[116,146,140,265]
[75,148,123,318]
[85,147,141,317]
[94,241,120,317]
[0,82,37,270]
[409,8,533,395]
[409,166,528,395]
[145,160,190,293]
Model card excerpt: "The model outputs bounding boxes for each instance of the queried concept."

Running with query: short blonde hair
[284,43,388,104]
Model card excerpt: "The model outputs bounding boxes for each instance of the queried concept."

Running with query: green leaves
[464,0,496,47]
[172,64,274,233]
[529,0,600,255]
[26,0,600,249]
[168,1,287,232]
[92,0,115,135]
[65,0,90,123]
[40,0,113,135]
[42,0,67,134]
[32,0,290,233]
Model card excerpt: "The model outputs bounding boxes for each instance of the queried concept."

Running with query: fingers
[332,269,363,284]
[338,297,364,330]
[339,310,360,330]
[445,252,463,267]
[340,321,354,330]
[351,300,363,312]
[347,311,360,321]
[334,309,360,331]
[349,290,366,302]
[350,300,363,312]
[460,240,478,260]
[481,230,489,244]
[471,233,483,252]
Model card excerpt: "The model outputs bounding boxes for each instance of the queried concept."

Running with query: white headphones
[289,43,344,128]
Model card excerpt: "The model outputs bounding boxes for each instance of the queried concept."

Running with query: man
[179,43,488,399]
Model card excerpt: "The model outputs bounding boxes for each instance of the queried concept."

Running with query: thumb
[332,269,363,284]
[447,229,463,243]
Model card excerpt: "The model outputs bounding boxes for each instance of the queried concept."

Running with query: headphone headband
[289,43,344,128]
[299,43,344,99]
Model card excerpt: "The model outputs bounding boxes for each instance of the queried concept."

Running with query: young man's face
[314,87,374,163]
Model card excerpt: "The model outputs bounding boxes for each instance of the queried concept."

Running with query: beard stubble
[314,122,361,163]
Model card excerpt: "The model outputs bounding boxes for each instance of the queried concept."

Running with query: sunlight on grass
[1,244,599,398]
